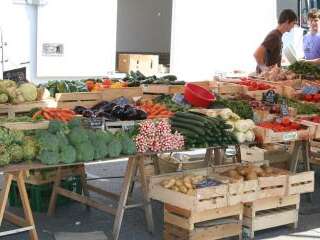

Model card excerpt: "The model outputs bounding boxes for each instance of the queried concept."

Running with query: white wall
[0,1,36,81]
[116,0,172,53]
[277,0,298,16]
[170,0,278,80]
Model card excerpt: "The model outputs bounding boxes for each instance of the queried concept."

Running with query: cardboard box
[118,54,159,76]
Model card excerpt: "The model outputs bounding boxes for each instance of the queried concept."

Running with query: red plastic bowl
[184,83,215,108]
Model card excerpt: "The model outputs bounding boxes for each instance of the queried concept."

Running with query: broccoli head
[36,132,59,152]
[60,145,76,164]
[107,139,122,158]
[48,120,69,135]
[8,144,24,163]
[38,150,60,165]
[0,152,10,166]
[10,130,24,144]
[75,142,94,162]
[56,132,69,147]
[22,136,38,161]
[93,141,109,160]
[68,117,82,129]
[120,134,136,155]
[68,128,89,146]
[0,127,13,145]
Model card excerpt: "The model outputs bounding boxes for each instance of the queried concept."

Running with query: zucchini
[173,128,199,138]
[162,75,178,81]
[170,116,205,127]
[171,122,205,136]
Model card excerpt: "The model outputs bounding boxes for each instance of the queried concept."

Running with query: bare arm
[254,45,266,65]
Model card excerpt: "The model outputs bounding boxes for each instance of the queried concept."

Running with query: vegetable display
[134,119,184,153]
[138,100,173,119]
[74,100,147,121]
[122,71,183,87]
[238,78,272,91]
[258,66,297,81]
[153,94,191,112]
[32,108,76,122]
[279,97,320,115]
[258,118,302,132]
[220,164,287,182]
[299,115,320,123]
[42,80,88,97]
[210,98,254,120]
[288,61,320,79]
[170,112,238,148]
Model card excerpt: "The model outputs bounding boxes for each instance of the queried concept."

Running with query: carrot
[32,110,43,120]
[42,111,52,120]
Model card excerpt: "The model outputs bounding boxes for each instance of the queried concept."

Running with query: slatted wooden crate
[287,171,314,195]
[164,203,242,239]
[149,169,228,211]
[142,81,210,94]
[257,174,287,199]
[243,195,300,239]
[215,82,242,95]
[0,121,50,130]
[55,87,142,109]
[0,99,56,118]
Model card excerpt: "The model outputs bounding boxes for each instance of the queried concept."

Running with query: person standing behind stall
[303,9,320,64]
[254,9,298,73]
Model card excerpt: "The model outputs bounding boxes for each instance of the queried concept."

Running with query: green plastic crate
[9,176,82,212]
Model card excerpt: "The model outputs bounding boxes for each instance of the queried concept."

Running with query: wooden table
[0,155,154,240]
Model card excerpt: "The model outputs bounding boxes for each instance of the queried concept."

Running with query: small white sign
[42,43,64,56]
[283,132,298,142]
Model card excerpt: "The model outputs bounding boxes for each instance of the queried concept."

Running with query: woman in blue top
[303,9,320,63]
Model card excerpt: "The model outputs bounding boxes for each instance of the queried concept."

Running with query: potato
[228,170,239,178]
[163,178,176,188]
[252,166,263,175]
[175,179,184,187]
[171,186,180,192]
[257,172,267,177]
[263,166,273,174]
[245,172,258,180]
[233,175,244,181]
[237,167,246,176]
[191,175,204,185]
[179,185,188,194]
[187,189,196,196]
[161,180,170,188]
[183,178,193,189]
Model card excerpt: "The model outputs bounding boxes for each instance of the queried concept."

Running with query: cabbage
[244,130,255,142]
[0,93,8,103]
[219,108,233,120]
[235,131,246,143]
[12,90,25,104]
[234,119,255,133]
[0,80,16,89]
[18,83,37,102]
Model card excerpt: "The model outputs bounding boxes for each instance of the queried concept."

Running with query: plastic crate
[9,176,82,212]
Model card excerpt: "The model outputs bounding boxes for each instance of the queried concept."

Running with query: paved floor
[1,160,320,240]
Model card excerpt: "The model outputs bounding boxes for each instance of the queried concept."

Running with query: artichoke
[0,93,8,103]
[0,127,13,145]
[8,144,23,163]
[0,152,10,166]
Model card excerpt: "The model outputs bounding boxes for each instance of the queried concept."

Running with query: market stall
[0,69,317,240]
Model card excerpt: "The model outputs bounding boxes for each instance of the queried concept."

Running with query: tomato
[248,86,257,91]
[290,122,300,130]
[304,94,313,101]
[281,117,291,126]
[313,94,320,102]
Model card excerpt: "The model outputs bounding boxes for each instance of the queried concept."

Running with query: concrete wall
[277,0,298,16]
[116,0,172,53]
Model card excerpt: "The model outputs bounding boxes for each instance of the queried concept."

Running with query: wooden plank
[56,187,116,215]
[191,223,241,240]
[87,184,121,201]
[0,174,13,225]
[288,171,314,195]
[164,210,194,230]
[4,211,28,227]
[142,81,210,94]
[0,121,49,130]
[258,175,287,199]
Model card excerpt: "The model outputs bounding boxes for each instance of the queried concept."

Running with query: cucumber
[175,112,209,123]
[170,116,205,127]
[171,122,205,136]
[173,127,199,138]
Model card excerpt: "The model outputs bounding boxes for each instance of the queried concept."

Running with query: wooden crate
[287,171,314,195]
[55,92,103,108]
[55,87,143,109]
[240,146,265,163]
[0,121,49,130]
[142,81,210,94]
[164,222,242,240]
[258,174,287,199]
[118,54,159,76]
[253,107,297,123]
[299,118,320,139]
[216,82,242,95]
[149,169,228,211]
[0,99,56,118]
[164,203,242,231]
[253,125,311,144]
[243,195,300,239]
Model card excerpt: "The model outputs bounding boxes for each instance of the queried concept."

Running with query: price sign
[263,90,276,105]
[283,132,298,141]
[280,100,289,117]
[86,117,104,129]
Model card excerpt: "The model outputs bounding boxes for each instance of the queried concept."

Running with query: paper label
[283,131,298,141]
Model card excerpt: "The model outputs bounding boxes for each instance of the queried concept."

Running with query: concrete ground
[1,160,320,240]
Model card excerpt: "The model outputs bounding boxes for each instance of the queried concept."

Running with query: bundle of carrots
[32,108,76,122]
[139,101,173,119]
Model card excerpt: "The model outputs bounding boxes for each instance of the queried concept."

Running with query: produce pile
[42,80,88,97]
[32,108,76,122]
[279,97,320,115]
[138,100,173,119]
[74,100,147,121]
[122,71,183,86]
[34,119,136,165]
[160,174,221,196]
[210,98,254,120]
[0,80,44,104]
[300,86,320,102]
[258,118,302,132]
[288,61,320,79]
[153,94,191,112]
[299,115,320,123]
[134,119,184,153]
[220,164,287,182]
[259,66,297,81]
[0,127,37,166]
[85,78,128,91]
[238,78,272,91]
[170,112,238,148]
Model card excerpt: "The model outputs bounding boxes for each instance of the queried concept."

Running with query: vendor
[303,9,320,64]
[254,9,298,73]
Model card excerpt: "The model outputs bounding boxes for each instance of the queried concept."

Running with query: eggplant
[136,109,147,120]
[91,101,110,111]
[111,97,130,106]
[82,110,95,118]
[74,106,87,114]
